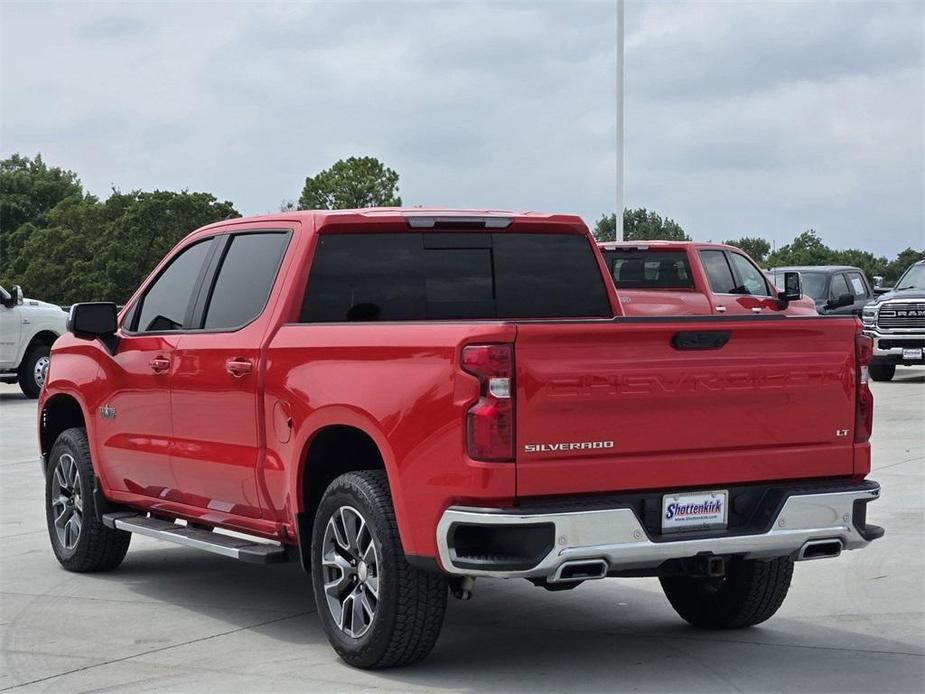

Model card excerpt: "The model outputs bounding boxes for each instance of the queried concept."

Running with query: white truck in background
[0,284,67,397]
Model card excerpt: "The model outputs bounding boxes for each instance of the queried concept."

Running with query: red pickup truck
[40,209,881,669]
[598,240,819,316]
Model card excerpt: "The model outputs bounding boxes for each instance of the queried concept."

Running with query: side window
[134,239,213,332]
[829,273,851,299]
[202,233,289,330]
[728,253,771,296]
[847,272,869,298]
[699,250,737,294]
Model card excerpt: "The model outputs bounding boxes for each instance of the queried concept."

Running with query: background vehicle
[40,210,880,669]
[769,266,873,316]
[0,284,66,397]
[598,241,815,316]
[861,259,925,381]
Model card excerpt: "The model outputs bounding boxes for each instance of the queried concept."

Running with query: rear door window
[606,251,694,289]
[846,272,869,298]
[300,232,612,322]
[202,232,290,330]
[699,250,737,294]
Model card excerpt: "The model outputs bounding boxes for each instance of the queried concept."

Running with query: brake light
[461,344,514,461]
[855,332,874,443]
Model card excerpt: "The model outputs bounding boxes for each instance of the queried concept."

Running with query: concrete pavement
[1,373,923,693]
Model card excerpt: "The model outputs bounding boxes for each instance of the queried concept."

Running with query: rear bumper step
[102,513,289,564]
[436,481,881,579]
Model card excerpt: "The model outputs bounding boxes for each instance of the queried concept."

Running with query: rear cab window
[300,232,612,322]
[603,250,694,290]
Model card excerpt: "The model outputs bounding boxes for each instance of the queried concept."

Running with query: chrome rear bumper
[436,483,881,579]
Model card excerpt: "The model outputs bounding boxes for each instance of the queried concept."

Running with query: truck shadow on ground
[99,545,923,692]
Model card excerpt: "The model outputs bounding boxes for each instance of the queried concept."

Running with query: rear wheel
[311,470,447,669]
[868,363,896,382]
[45,428,131,572]
[660,556,793,629]
[18,343,50,398]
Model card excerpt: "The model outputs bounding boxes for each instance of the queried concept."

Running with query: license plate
[902,348,923,360]
[662,490,728,533]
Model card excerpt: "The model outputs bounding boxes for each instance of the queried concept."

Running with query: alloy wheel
[321,505,380,638]
[51,453,82,550]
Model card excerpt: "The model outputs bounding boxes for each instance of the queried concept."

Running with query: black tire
[45,428,131,572]
[868,363,896,382]
[659,556,793,629]
[18,343,50,398]
[311,470,447,669]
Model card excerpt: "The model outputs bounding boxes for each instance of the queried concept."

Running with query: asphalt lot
[1,373,923,693]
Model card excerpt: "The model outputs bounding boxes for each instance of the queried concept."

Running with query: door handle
[149,356,170,374]
[715,305,727,313]
[751,306,762,313]
[225,357,253,378]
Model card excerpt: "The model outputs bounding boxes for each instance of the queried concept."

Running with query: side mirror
[828,293,854,310]
[1,285,23,308]
[68,303,119,352]
[776,271,802,308]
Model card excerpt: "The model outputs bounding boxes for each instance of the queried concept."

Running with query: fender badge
[99,405,117,420]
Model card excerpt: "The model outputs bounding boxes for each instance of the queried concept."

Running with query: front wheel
[311,470,447,669]
[18,343,50,398]
[868,363,896,382]
[660,556,793,629]
[45,428,131,572]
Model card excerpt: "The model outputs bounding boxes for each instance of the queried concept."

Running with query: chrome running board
[102,512,289,564]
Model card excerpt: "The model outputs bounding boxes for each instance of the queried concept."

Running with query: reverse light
[461,344,514,461]
[855,333,874,443]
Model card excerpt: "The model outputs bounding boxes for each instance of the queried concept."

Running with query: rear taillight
[855,333,874,443]
[461,344,514,461]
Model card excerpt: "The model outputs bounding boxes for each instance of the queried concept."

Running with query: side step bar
[102,512,290,564]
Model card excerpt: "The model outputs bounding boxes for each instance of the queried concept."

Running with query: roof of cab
[197,207,585,234]
[596,240,731,250]
[768,265,865,274]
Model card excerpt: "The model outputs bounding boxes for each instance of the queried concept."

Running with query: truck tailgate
[514,317,860,497]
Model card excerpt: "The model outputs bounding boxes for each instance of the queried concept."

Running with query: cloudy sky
[2,0,923,256]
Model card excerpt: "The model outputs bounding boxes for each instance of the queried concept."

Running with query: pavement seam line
[0,609,316,692]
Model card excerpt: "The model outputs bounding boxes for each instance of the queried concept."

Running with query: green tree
[593,208,689,242]
[766,230,833,267]
[298,156,401,210]
[724,236,771,264]
[5,188,238,305]
[1,154,85,274]
[90,190,239,303]
[884,247,925,284]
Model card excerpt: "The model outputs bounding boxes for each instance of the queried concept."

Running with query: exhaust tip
[798,539,843,561]
[551,559,608,583]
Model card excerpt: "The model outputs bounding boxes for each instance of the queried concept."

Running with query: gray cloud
[1,0,921,256]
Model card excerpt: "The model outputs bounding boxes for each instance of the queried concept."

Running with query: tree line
[593,212,922,285]
[0,154,402,305]
[1,152,921,305]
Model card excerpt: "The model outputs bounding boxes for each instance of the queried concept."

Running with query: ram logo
[99,405,117,420]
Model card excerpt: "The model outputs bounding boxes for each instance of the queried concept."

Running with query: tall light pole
[616,0,625,242]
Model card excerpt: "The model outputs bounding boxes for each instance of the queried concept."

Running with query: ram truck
[598,240,818,316]
[861,259,925,380]
[40,209,881,669]
[1,283,66,397]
